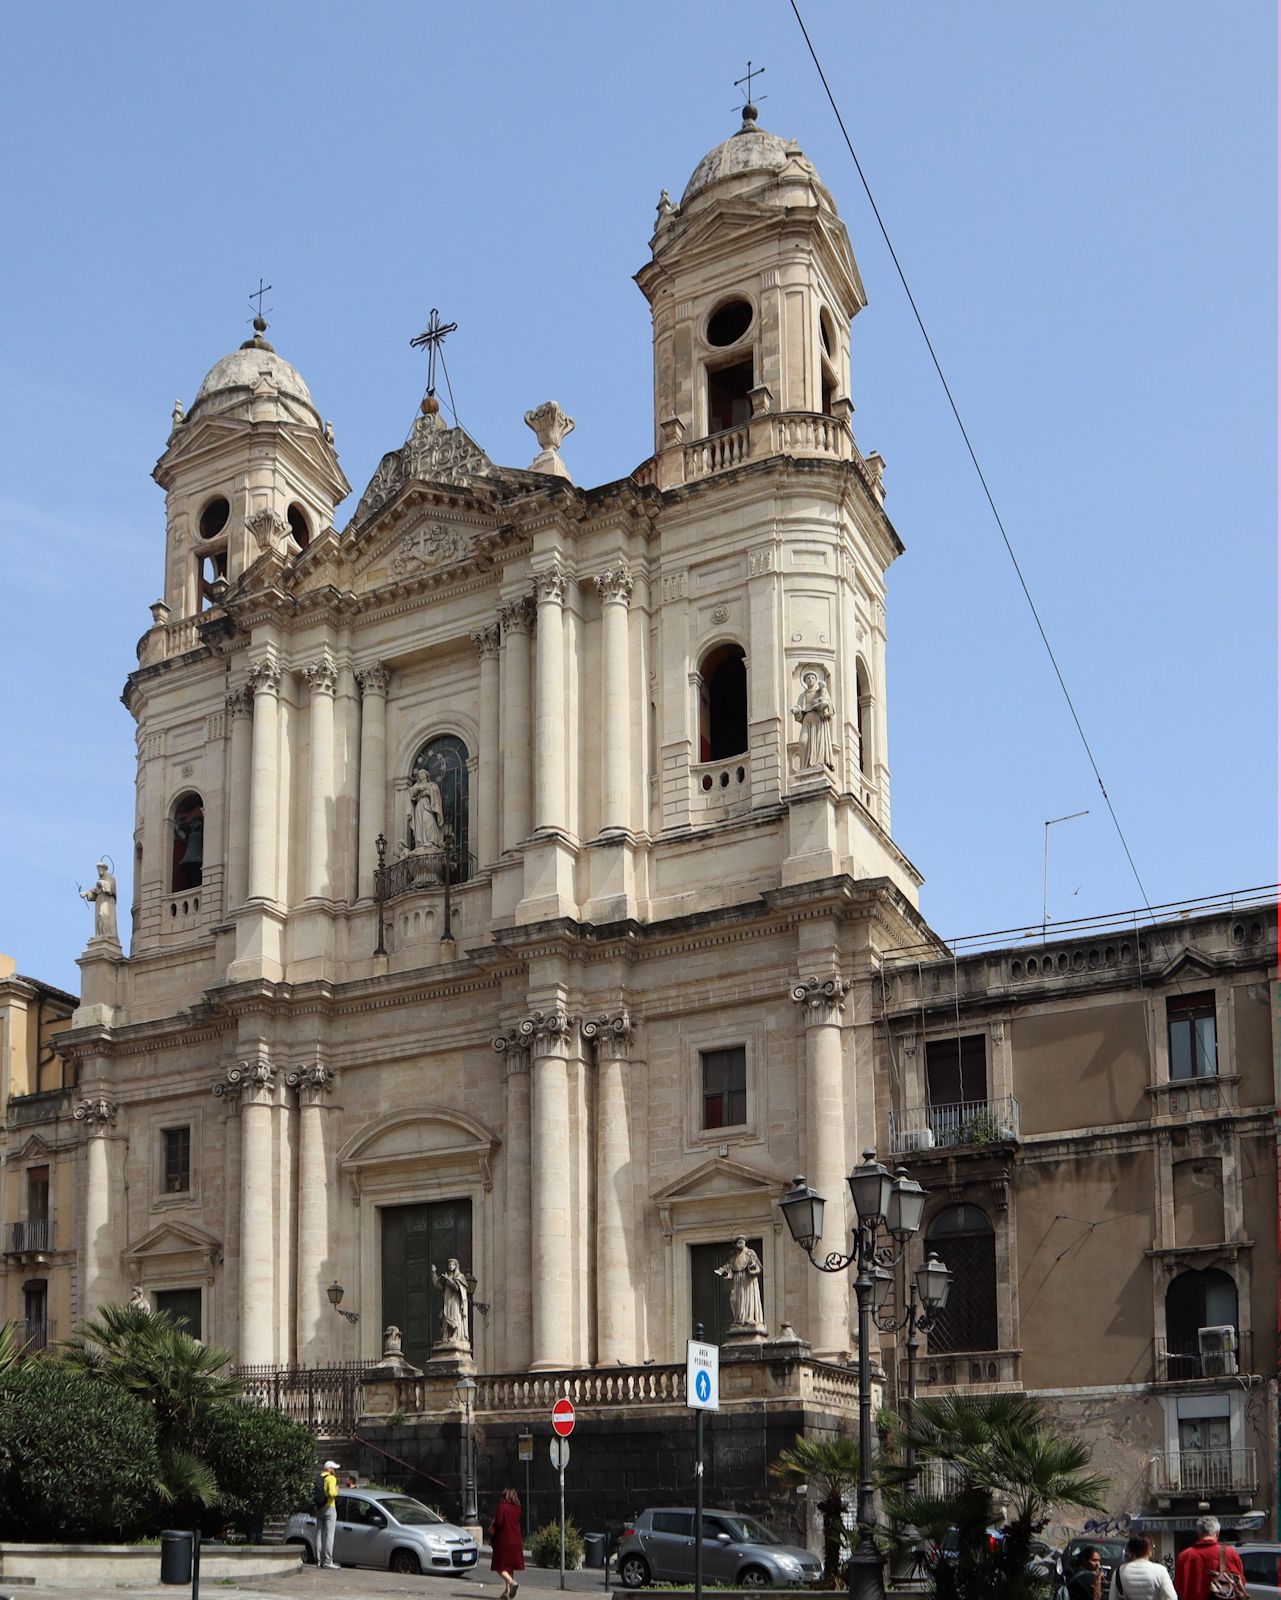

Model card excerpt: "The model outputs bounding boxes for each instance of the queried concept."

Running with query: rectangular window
[700,1047,747,1130]
[707,358,754,433]
[23,1280,48,1351]
[925,1036,987,1108]
[153,1287,202,1339]
[1168,993,1217,1080]
[689,1237,764,1347]
[26,1166,49,1223]
[162,1126,192,1194]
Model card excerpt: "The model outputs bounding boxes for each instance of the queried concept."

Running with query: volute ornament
[73,1095,118,1128]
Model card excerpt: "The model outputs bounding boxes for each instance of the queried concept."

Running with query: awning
[1130,1512,1266,1534]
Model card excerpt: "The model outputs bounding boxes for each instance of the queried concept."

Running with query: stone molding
[72,1095,118,1130]
[285,1061,336,1103]
[213,1059,277,1106]
[356,662,390,697]
[497,598,534,637]
[247,659,282,698]
[594,565,634,606]
[533,569,568,606]
[583,1009,634,1060]
[303,655,338,696]
[245,507,288,552]
[471,624,501,660]
[790,975,850,1026]
[491,1027,531,1073]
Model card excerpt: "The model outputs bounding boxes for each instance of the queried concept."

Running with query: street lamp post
[456,1375,478,1526]
[779,1153,933,1600]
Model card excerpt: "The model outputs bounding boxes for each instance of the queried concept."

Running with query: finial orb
[421,392,441,416]
[742,102,758,125]
[253,314,268,333]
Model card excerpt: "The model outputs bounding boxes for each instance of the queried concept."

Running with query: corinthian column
[287,1061,335,1363]
[225,686,253,909]
[492,1028,532,1369]
[521,1008,577,1370]
[303,656,337,900]
[246,659,282,902]
[355,664,390,898]
[471,627,501,867]
[215,1059,277,1365]
[498,601,533,850]
[792,975,852,1359]
[593,567,634,834]
[533,569,567,833]
[584,1011,636,1364]
[73,1095,119,1313]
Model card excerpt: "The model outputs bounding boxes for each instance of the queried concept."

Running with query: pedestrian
[489,1486,525,1600]
[1172,1517,1246,1600]
[344,1475,358,1489]
[1066,1546,1104,1600]
[316,1458,341,1571]
[1110,1534,1175,1599]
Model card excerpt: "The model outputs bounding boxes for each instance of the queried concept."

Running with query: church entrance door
[689,1237,763,1346]
[381,1199,473,1369]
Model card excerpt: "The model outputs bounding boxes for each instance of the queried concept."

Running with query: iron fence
[236,1363,367,1436]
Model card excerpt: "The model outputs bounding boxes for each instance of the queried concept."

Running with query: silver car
[618,1507,821,1588]
[1235,1544,1281,1600]
[285,1488,479,1576]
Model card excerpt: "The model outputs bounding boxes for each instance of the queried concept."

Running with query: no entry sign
[552,1398,576,1437]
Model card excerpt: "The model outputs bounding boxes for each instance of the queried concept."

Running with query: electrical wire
[787,0,1155,915]
[438,348,461,431]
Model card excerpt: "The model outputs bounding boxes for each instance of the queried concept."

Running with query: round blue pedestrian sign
[695,1370,711,1402]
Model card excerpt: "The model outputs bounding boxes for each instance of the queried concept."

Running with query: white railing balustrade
[889,1096,1021,1155]
[1151,1448,1258,1496]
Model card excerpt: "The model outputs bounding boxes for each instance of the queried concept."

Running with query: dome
[190,332,316,415]
[680,107,795,206]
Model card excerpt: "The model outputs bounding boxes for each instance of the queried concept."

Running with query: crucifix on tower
[409,307,458,418]
[733,60,766,115]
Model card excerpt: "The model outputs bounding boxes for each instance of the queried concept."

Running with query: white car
[285,1488,479,1576]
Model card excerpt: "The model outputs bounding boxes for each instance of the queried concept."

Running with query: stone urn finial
[524,401,575,480]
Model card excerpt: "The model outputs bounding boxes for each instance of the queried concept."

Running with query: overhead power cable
[787,0,1155,918]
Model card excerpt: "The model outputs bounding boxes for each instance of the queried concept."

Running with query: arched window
[196,495,231,612]
[924,1205,997,1353]
[855,658,872,777]
[169,792,204,892]
[408,735,470,880]
[1165,1268,1238,1377]
[699,643,748,762]
[286,503,311,550]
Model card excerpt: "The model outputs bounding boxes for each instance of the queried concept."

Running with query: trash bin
[584,1533,607,1569]
[159,1530,194,1584]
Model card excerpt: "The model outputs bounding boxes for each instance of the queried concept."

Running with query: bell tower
[636,104,866,452]
[152,318,349,620]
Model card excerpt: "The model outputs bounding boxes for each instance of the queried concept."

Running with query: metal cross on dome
[410,307,458,402]
[733,60,766,112]
[248,278,272,321]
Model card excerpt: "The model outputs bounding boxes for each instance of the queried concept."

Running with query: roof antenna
[1043,810,1089,938]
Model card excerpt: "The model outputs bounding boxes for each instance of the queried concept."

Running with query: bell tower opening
[699,643,748,761]
[707,358,754,434]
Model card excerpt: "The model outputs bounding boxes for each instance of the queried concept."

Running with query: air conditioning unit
[898,1128,936,1153]
[1197,1324,1238,1377]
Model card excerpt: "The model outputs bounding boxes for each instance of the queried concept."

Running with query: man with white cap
[317,1459,341,1570]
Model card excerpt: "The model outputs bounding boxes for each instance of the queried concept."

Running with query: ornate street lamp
[456,1374,478,1525]
[326,1280,359,1325]
[779,1153,934,1600]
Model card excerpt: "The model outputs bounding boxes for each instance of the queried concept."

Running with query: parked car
[1060,1538,1127,1592]
[1234,1543,1281,1599]
[617,1507,821,1588]
[284,1488,479,1576]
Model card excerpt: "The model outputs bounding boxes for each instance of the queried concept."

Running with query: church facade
[18,109,1275,1546]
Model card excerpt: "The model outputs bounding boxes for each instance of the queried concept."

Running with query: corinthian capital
[247,658,282,697]
[497,598,534,636]
[303,655,338,696]
[791,975,850,1025]
[594,565,634,606]
[356,662,390,697]
[286,1061,336,1102]
[225,684,253,719]
[471,624,501,661]
[213,1059,278,1104]
[73,1095,118,1129]
[533,568,568,606]
[583,1009,634,1060]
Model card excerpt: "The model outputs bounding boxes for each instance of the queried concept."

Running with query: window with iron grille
[1167,992,1217,1080]
[154,1287,202,1339]
[162,1126,191,1194]
[701,1046,747,1129]
[924,1204,997,1352]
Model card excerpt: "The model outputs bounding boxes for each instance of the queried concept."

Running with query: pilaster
[584,1010,639,1364]
[214,1057,278,1365]
[521,1008,578,1371]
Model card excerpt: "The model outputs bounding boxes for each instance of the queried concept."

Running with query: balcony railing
[1151,1448,1258,1498]
[236,1363,367,1436]
[3,1219,54,1256]
[889,1096,1021,1155]
[901,1348,1022,1392]
[375,844,475,902]
[1155,1331,1251,1382]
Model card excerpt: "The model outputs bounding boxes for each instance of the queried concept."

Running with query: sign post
[687,1328,720,1600]
[551,1400,576,1590]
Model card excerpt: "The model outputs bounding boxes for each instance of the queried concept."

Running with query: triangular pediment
[1144,946,1226,986]
[348,499,500,591]
[126,1219,223,1265]
[652,1155,785,1207]
[12,1131,55,1161]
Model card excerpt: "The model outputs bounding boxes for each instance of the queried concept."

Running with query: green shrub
[0,1362,160,1540]
[196,1402,316,1538]
[530,1518,585,1569]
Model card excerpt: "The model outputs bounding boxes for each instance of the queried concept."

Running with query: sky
[0,2,1274,994]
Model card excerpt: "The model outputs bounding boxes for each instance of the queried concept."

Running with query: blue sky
[1,2,1274,993]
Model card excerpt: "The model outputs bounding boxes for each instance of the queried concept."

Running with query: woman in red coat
[490,1486,525,1600]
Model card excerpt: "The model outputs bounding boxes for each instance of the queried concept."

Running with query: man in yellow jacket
[317,1459,340,1570]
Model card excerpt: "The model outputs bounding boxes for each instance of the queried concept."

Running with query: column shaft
[472,628,501,866]
[794,978,851,1359]
[220,1060,279,1366]
[246,661,281,902]
[499,605,532,849]
[527,1016,575,1370]
[595,569,633,833]
[74,1095,119,1313]
[305,658,337,900]
[501,1052,532,1368]
[291,1067,334,1363]
[356,666,389,898]
[225,688,252,909]
[533,572,567,832]
[591,1018,636,1364]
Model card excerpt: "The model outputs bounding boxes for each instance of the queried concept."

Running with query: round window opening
[706,299,753,348]
[199,496,230,540]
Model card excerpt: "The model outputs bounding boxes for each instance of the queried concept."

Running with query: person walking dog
[490,1486,525,1600]
[316,1459,341,1570]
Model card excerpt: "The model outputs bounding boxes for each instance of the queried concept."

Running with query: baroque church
[26,105,1276,1544]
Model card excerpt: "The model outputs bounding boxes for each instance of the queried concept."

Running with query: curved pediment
[339,1105,501,1194]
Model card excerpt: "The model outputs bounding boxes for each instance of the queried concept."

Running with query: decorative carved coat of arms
[391,522,472,575]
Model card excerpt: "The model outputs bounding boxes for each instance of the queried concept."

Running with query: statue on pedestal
[715,1236,766,1335]
[128,1283,152,1315]
[80,861,119,945]
[792,669,835,771]
[408,767,444,853]
[432,1258,471,1349]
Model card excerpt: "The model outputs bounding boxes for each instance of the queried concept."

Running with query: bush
[196,1402,316,1538]
[530,1518,585,1569]
[0,1362,160,1540]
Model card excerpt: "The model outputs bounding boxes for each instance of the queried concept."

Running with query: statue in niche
[407,767,444,853]
[715,1236,766,1332]
[431,1257,471,1348]
[80,860,119,944]
[792,669,835,771]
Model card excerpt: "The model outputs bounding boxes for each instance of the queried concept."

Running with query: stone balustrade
[632,409,869,492]
[137,615,203,666]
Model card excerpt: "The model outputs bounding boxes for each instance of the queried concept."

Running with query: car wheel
[389,1548,423,1575]
[739,1566,772,1588]
[619,1554,651,1588]
[291,1540,316,1566]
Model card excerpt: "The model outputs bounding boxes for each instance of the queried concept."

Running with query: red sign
[552,1398,576,1437]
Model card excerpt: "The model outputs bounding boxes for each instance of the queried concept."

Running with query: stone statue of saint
[408,767,444,852]
[431,1257,470,1347]
[81,861,119,944]
[792,670,835,770]
[128,1282,152,1314]
[715,1236,765,1331]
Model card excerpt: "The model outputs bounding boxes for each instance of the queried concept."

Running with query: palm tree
[770,1433,861,1584]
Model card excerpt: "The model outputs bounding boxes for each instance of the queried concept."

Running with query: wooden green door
[689,1237,763,1347]
[381,1199,473,1369]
